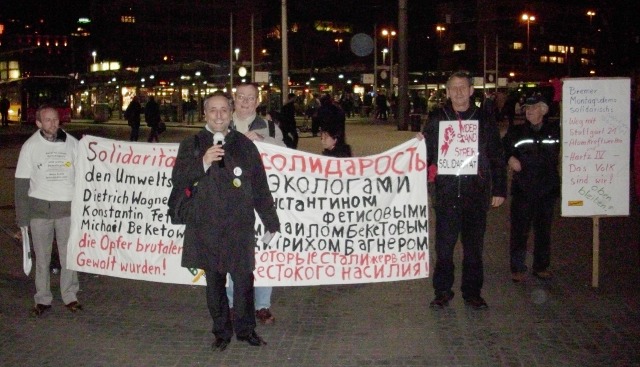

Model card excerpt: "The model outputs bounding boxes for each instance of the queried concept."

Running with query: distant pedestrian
[145,96,161,142]
[317,93,346,138]
[0,94,9,126]
[124,96,142,141]
[186,95,198,125]
[280,93,298,149]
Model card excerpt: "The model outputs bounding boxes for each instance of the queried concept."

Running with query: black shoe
[429,291,454,309]
[30,304,52,317]
[237,331,266,346]
[212,337,231,351]
[464,296,488,310]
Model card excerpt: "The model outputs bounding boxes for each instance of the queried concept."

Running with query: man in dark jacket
[502,95,560,282]
[124,96,142,141]
[279,93,298,148]
[422,71,507,310]
[144,96,161,142]
[168,91,280,351]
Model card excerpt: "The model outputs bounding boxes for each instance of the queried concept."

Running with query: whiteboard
[561,78,630,217]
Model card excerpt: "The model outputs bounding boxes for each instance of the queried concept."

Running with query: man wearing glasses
[228,82,285,324]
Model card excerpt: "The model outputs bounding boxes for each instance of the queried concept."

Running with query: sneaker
[511,272,526,283]
[464,296,488,310]
[429,291,454,309]
[256,308,275,324]
[533,270,552,279]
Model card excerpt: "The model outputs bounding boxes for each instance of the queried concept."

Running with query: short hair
[446,70,473,88]
[235,82,259,96]
[203,91,232,109]
[36,104,58,122]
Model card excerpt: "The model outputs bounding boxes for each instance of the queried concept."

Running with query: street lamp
[381,29,396,95]
[521,13,535,76]
[382,48,388,64]
[234,48,240,61]
[92,51,97,64]
[334,38,343,49]
[436,25,446,40]
[586,10,596,26]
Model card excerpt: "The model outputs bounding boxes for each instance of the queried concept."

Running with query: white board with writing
[561,78,630,216]
[437,120,479,175]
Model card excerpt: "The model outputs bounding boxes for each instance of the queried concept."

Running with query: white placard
[437,120,479,175]
[561,78,630,216]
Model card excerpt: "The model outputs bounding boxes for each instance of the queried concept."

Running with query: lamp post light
[381,29,396,96]
[586,10,596,26]
[234,48,240,61]
[436,25,445,40]
[92,51,97,64]
[521,13,535,77]
[334,38,343,50]
[382,48,388,64]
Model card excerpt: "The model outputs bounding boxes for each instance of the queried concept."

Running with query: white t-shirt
[15,131,78,201]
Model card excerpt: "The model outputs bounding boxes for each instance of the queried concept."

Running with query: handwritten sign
[437,120,479,175]
[561,78,630,216]
[67,136,430,286]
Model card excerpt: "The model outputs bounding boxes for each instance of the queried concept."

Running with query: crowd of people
[14,73,640,353]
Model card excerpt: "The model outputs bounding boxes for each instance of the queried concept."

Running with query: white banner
[437,120,479,175]
[561,78,630,216]
[68,136,430,286]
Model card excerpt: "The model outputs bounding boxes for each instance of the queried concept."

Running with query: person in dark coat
[317,94,346,137]
[124,96,142,141]
[502,95,560,282]
[144,96,161,142]
[320,121,352,158]
[421,71,507,310]
[168,92,280,351]
[279,93,298,148]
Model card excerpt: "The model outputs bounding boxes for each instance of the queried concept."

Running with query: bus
[0,76,73,124]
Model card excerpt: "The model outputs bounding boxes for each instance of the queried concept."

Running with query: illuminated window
[121,15,136,23]
[557,57,564,64]
[581,58,590,65]
[513,42,523,50]
[549,45,557,52]
[549,56,557,63]
[453,43,466,51]
[540,56,548,63]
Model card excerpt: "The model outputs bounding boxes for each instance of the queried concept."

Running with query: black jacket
[502,120,561,198]
[168,129,280,273]
[423,103,507,209]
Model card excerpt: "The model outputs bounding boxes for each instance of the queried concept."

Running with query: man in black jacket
[502,95,560,282]
[168,92,280,351]
[422,71,507,310]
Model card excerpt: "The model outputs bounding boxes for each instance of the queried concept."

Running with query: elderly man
[421,70,507,310]
[168,91,280,351]
[227,82,285,325]
[502,95,560,282]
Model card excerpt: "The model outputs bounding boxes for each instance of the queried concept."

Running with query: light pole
[586,10,596,26]
[334,38,343,50]
[381,29,396,96]
[436,25,445,40]
[382,48,388,64]
[234,48,240,61]
[92,51,97,64]
[521,13,535,77]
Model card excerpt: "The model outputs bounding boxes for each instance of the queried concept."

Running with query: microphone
[213,132,225,168]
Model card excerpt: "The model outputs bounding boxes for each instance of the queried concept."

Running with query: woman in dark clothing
[320,126,352,157]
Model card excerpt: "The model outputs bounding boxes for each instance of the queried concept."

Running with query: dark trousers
[147,126,160,142]
[509,194,556,273]
[205,270,256,340]
[130,125,140,141]
[432,197,487,299]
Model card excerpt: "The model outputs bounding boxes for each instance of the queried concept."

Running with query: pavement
[0,116,639,367]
